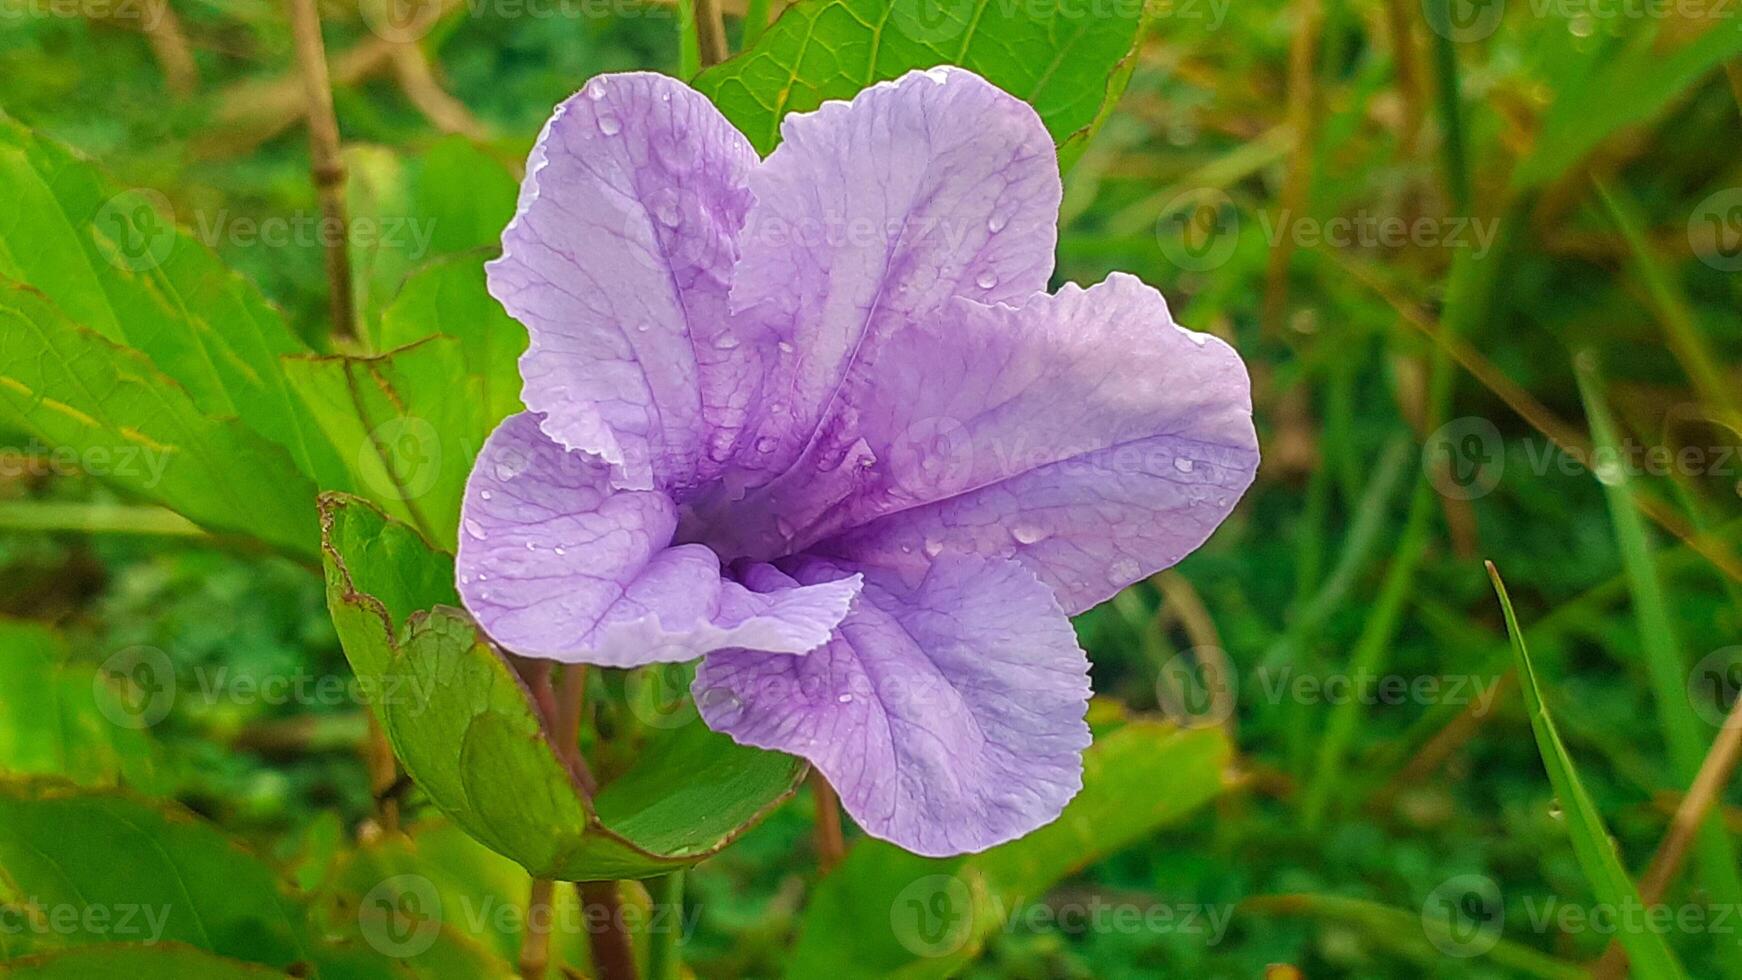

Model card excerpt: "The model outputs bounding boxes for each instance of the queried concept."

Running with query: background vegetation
[1,0,1741,976]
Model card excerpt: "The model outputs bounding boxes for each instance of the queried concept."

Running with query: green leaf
[0,620,162,793]
[0,285,319,558]
[0,115,348,492]
[783,721,1232,978]
[692,0,1150,166]
[0,780,312,968]
[377,254,526,427]
[0,943,291,979]
[283,337,495,550]
[319,494,808,882]
[347,138,519,338]
[1487,564,1687,980]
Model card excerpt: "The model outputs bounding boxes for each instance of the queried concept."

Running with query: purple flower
[457,67,1259,857]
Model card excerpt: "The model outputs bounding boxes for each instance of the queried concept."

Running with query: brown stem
[388,42,491,141]
[556,665,598,797]
[1592,694,1742,979]
[519,877,556,980]
[694,0,729,68]
[579,880,639,980]
[285,0,357,341]
[810,770,845,872]
[363,712,400,834]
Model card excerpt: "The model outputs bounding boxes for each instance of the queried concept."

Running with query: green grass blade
[1487,563,1686,980]
[1574,354,1742,978]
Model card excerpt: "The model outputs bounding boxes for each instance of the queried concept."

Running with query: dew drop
[554,546,566,556]
[1012,523,1047,545]
[1109,558,1141,582]
[477,572,489,581]
[975,270,999,290]
[479,489,494,500]
[596,114,622,136]
[1173,457,1196,474]
[635,321,651,333]
[585,80,606,100]
[837,693,854,704]
[525,541,537,551]
[698,687,744,724]
[755,436,778,454]
[923,537,944,558]
[777,340,795,354]
[987,213,1008,234]
[713,334,740,350]
[463,518,487,540]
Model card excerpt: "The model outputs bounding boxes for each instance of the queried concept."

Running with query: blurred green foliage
[1,0,1741,976]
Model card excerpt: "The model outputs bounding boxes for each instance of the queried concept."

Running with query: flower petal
[689,274,1259,614]
[456,414,858,666]
[488,72,770,494]
[694,555,1090,857]
[717,66,1062,487]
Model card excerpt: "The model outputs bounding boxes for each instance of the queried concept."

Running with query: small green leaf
[693,0,1150,166]
[319,494,807,882]
[284,337,496,549]
[377,254,526,427]
[784,721,1232,977]
[1487,563,1687,980]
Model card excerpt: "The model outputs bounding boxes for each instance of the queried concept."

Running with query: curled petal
[694,556,1091,857]
[456,414,858,666]
[711,67,1063,492]
[488,72,771,494]
[694,273,1259,613]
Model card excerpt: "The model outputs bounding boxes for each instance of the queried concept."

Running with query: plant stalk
[285,0,357,341]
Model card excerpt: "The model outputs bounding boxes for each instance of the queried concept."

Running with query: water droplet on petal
[923,537,944,558]
[525,541,537,551]
[1173,457,1196,474]
[597,114,622,136]
[585,80,606,100]
[713,334,740,350]
[987,213,1008,234]
[554,546,566,556]
[837,693,853,704]
[976,271,999,290]
[754,436,777,454]
[1012,523,1047,545]
[479,489,493,500]
[1109,558,1141,583]
[464,518,487,540]
[698,687,744,724]
[777,340,795,354]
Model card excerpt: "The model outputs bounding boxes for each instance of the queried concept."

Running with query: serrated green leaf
[319,494,808,882]
[784,721,1232,978]
[693,0,1149,166]
[0,116,348,491]
[1487,564,1687,980]
[0,285,319,558]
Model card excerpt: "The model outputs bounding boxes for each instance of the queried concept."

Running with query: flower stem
[519,877,555,980]
[284,0,357,342]
[810,770,844,872]
[580,880,640,980]
[644,872,684,980]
